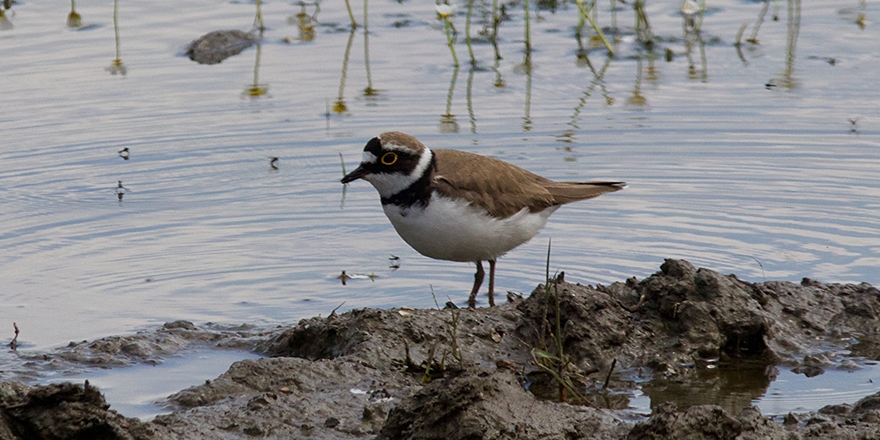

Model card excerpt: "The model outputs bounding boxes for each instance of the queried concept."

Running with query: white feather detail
[382,192,557,262]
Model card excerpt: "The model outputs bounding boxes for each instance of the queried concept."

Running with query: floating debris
[114,180,128,201]
[118,147,129,160]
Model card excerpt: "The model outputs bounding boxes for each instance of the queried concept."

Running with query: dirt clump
[0,380,153,440]
[3,259,880,439]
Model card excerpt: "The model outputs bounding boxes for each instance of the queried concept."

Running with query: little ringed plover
[341,132,625,307]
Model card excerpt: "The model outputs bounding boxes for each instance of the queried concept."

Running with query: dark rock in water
[0,381,153,440]
[186,30,257,65]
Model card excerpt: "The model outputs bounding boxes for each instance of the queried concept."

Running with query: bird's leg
[488,259,496,307]
[468,261,485,308]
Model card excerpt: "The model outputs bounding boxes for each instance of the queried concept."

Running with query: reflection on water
[642,361,776,415]
[440,66,459,133]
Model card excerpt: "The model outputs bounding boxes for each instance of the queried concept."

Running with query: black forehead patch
[364,137,382,155]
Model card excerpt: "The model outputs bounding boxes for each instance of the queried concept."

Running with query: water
[44,349,262,420]
[1,0,879,418]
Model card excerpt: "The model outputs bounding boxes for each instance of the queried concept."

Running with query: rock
[186,30,258,65]
[0,381,153,440]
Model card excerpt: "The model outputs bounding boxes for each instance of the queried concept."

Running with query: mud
[3,259,880,439]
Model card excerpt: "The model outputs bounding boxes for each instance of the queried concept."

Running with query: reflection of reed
[439,66,460,133]
[627,57,647,107]
[517,59,532,132]
[105,0,125,75]
[287,2,319,42]
[683,25,707,82]
[634,0,654,50]
[334,28,356,114]
[492,56,505,88]
[243,43,268,97]
[560,55,612,145]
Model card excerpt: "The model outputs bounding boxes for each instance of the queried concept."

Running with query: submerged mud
[3,259,880,439]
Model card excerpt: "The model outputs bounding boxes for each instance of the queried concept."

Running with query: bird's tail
[546,181,626,205]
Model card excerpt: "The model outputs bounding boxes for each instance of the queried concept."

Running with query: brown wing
[432,149,556,218]
[543,181,627,205]
[432,149,627,218]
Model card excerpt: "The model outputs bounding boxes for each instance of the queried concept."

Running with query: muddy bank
[3,259,880,439]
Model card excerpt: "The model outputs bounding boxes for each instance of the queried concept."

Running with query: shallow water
[2,0,879,419]
[44,349,262,420]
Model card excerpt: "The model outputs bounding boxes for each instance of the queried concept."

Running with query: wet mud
[3,259,880,439]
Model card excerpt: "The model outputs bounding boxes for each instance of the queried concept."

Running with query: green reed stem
[444,17,460,67]
[576,1,615,55]
[465,0,476,66]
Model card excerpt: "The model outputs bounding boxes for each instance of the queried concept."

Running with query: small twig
[602,358,617,390]
[9,322,19,351]
[330,301,346,316]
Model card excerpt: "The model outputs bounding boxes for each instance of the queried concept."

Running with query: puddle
[42,349,262,420]
[626,361,880,417]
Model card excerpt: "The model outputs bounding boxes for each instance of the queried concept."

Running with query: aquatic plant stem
[112,0,120,60]
[523,0,531,54]
[576,1,615,55]
[444,16,460,67]
[254,0,264,36]
[344,0,357,28]
[465,0,476,66]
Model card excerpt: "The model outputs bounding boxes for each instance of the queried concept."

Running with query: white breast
[382,193,558,262]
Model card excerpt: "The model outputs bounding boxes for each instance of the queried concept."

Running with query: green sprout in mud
[531,239,586,403]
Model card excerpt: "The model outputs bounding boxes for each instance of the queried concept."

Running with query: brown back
[432,149,624,218]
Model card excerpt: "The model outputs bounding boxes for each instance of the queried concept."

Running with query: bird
[341,132,625,308]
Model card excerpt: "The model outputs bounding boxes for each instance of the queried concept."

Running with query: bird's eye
[381,152,398,166]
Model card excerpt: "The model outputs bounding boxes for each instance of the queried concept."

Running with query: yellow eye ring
[381,152,398,165]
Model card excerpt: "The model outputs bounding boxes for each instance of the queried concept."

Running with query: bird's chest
[381,193,550,262]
